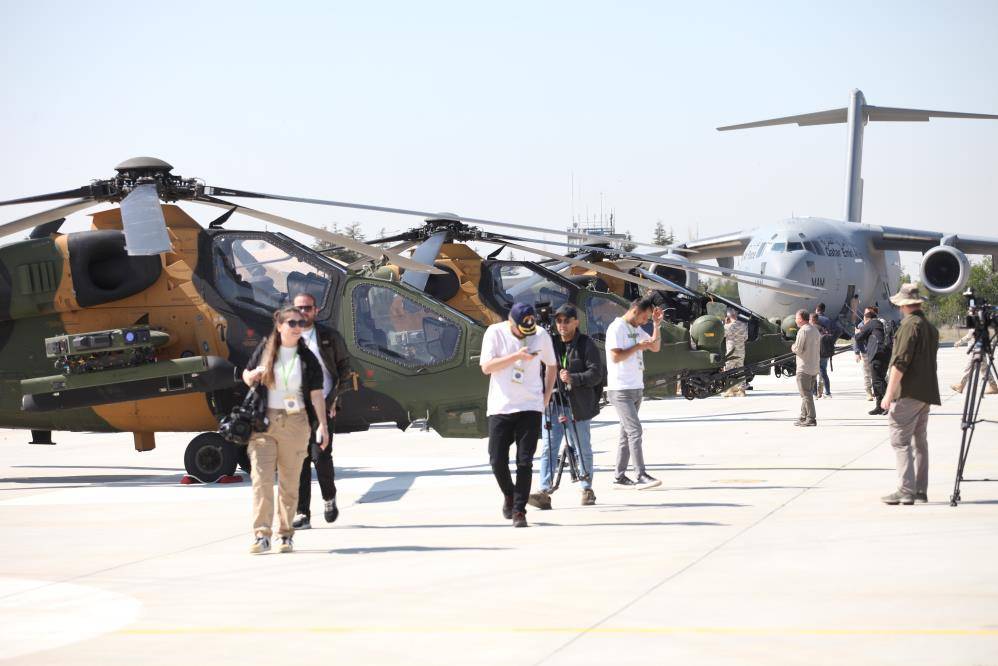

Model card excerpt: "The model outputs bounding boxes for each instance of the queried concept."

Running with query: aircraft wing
[673,231,753,261]
[871,226,998,260]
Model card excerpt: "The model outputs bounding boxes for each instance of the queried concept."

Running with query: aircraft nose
[766,253,815,309]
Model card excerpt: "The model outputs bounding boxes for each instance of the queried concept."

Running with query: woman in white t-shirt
[242,306,328,554]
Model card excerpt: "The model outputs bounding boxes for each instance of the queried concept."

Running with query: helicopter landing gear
[183,432,238,483]
[680,374,717,400]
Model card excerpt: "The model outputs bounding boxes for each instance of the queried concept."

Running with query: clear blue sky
[2,0,997,273]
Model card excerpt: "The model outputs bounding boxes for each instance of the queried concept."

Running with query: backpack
[880,318,899,356]
[819,330,836,359]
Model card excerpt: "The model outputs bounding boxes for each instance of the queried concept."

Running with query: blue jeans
[814,357,831,395]
[539,417,593,491]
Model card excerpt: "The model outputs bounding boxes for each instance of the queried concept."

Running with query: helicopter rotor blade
[571,243,823,295]
[0,186,95,207]
[505,236,818,297]
[0,198,98,240]
[634,268,699,298]
[494,240,667,292]
[194,196,444,275]
[342,240,421,270]
[119,183,173,255]
[400,231,448,291]
[203,185,683,252]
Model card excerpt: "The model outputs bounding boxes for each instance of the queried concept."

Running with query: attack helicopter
[0,157,816,481]
[355,217,816,397]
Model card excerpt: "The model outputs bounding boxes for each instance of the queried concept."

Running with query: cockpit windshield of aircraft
[489,263,572,312]
[213,236,332,312]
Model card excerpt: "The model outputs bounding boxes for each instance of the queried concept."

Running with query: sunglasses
[282,319,309,328]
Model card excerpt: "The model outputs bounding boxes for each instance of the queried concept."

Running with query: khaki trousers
[888,397,930,495]
[862,359,872,393]
[249,409,310,538]
[796,373,816,423]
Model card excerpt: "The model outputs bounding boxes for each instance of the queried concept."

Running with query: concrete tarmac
[1,347,997,665]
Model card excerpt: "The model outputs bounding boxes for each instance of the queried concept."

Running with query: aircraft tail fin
[716,90,998,223]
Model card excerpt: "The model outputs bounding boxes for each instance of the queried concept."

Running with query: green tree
[314,221,367,264]
[652,220,675,246]
[704,277,740,303]
[621,230,637,252]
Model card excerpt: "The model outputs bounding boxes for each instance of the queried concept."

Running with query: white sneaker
[278,536,294,553]
[249,536,271,554]
[635,474,662,490]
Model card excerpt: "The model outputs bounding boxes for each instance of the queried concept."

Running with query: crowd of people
[237,282,966,549]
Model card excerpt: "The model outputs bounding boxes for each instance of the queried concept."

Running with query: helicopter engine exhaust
[650,256,699,291]
[921,245,970,295]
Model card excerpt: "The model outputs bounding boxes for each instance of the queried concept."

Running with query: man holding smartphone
[480,303,557,527]
[606,296,664,490]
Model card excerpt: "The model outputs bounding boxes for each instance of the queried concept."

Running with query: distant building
[567,211,628,251]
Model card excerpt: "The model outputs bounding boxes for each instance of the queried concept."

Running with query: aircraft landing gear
[183,432,238,482]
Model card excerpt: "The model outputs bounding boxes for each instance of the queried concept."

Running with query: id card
[511,364,525,384]
[283,394,303,414]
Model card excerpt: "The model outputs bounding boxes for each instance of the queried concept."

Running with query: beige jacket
[792,323,821,376]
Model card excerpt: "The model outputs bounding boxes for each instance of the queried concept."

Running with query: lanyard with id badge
[278,353,303,414]
[511,339,533,384]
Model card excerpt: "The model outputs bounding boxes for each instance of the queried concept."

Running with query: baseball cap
[509,302,537,336]
[554,303,578,320]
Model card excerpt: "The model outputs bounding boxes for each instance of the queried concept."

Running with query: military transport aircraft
[0,157,814,481]
[674,89,998,325]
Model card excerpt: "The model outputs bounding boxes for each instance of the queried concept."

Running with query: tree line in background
[312,223,388,263]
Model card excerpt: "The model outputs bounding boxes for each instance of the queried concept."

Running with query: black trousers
[488,411,542,514]
[297,422,336,517]
[870,356,889,404]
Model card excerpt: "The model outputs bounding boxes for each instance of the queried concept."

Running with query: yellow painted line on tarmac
[117,626,998,637]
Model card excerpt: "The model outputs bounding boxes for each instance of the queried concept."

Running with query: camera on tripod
[534,301,554,332]
[963,289,998,332]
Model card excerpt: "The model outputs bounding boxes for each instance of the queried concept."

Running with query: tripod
[950,324,998,506]
[543,379,591,492]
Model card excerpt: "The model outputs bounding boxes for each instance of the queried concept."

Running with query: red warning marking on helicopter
[365,369,375,379]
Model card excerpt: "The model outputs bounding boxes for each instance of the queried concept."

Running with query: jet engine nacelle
[921,245,970,295]
[650,256,699,291]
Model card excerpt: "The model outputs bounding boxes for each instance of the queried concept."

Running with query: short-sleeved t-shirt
[605,317,651,391]
[480,322,557,416]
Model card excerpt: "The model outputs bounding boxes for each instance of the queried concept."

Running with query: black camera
[219,385,268,445]
[964,289,997,331]
[534,301,554,332]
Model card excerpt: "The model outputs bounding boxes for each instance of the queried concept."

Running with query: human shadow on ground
[344,521,726,529]
[306,545,510,555]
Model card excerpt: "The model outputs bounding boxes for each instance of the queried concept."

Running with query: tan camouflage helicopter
[0,157,816,481]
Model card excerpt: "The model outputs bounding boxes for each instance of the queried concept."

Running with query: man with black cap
[528,303,604,509]
[480,302,557,527]
[880,283,940,505]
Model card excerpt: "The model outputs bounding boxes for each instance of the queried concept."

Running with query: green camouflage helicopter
[0,157,815,480]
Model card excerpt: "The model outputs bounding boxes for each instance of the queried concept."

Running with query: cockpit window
[486,263,572,313]
[213,236,332,312]
[771,242,786,252]
[352,284,461,367]
[787,242,804,252]
[584,294,627,342]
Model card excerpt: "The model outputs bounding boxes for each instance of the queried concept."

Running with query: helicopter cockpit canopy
[211,234,337,317]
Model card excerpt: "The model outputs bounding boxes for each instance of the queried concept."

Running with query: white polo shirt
[480,322,556,416]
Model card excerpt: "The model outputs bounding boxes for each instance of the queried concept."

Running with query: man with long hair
[242,306,329,553]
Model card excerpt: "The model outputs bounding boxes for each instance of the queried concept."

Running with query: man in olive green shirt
[880,283,940,505]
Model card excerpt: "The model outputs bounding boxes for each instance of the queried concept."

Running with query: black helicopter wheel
[184,432,238,483]
[680,379,698,400]
[780,361,796,378]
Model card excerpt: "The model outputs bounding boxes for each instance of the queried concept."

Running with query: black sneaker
[502,494,513,519]
[635,473,662,490]
[512,511,528,528]
[324,498,339,523]
[914,492,928,503]
[527,491,552,510]
[292,513,311,530]
[613,475,636,489]
[868,407,886,416]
